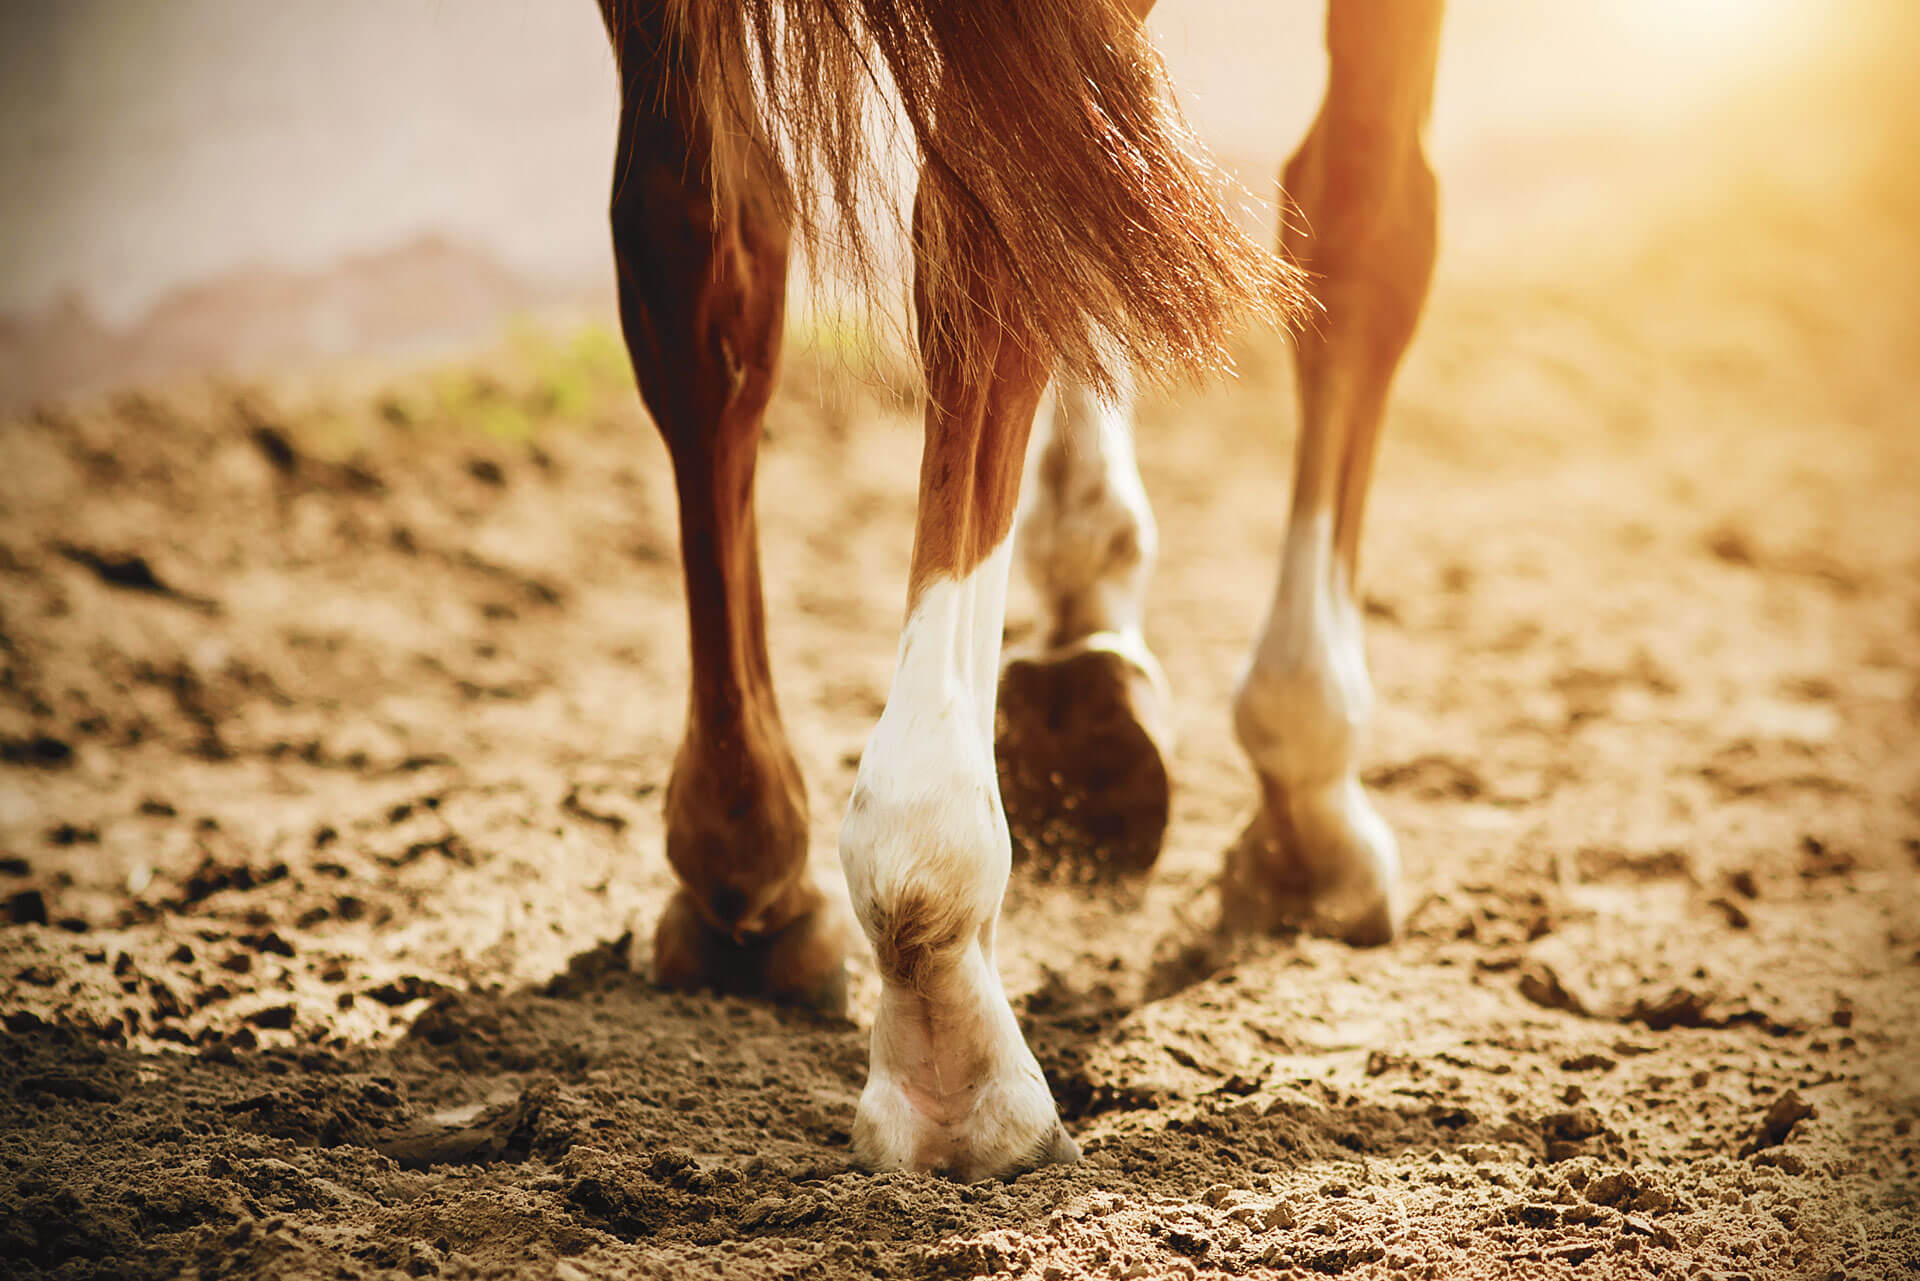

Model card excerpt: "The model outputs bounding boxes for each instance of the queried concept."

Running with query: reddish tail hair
[608,0,1304,391]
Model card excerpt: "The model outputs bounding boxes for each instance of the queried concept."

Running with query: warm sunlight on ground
[1615,0,1809,54]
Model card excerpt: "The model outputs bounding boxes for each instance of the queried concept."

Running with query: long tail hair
[606,0,1304,391]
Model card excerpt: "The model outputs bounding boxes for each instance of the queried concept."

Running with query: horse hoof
[1219,787,1401,947]
[852,971,1080,1181]
[994,633,1172,878]
[853,1080,1080,1182]
[650,885,851,1015]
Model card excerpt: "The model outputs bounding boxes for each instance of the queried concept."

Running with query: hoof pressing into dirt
[995,634,1172,878]
[851,1069,1081,1183]
[648,887,851,1015]
[1219,795,1401,947]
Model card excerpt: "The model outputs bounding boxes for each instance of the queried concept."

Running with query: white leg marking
[840,543,1073,1178]
[1233,506,1400,932]
[1016,372,1159,654]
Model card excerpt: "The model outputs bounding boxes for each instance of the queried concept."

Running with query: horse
[594,0,1442,1180]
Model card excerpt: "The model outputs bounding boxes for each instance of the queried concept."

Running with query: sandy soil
[5,20,1920,1281]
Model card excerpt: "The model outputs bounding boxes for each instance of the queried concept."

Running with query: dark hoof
[994,635,1172,878]
[650,886,851,1015]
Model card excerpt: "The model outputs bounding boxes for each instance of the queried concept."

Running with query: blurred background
[2,0,1911,410]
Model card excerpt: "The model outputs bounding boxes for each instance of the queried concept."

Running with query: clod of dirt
[246,1004,295,1030]
[1541,1107,1614,1162]
[1626,986,1713,1030]
[1703,524,1757,565]
[560,785,630,833]
[736,1191,827,1231]
[1560,1053,1615,1073]
[1518,963,1590,1016]
[56,544,167,593]
[54,542,218,612]
[1584,1169,1638,1207]
[1798,835,1856,880]
[0,735,73,768]
[466,457,506,486]
[1621,1212,1680,1250]
[250,422,299,473]
[363,975,448,1007]
[1708,896,1751,929]
[376,1084,552,1169]
[148,978,188,1022]
[1364,1050,1407,1077]
[7,889,48,925]
[248,419,385,493]
[240,930,295,957]
[1739,1089,1816,1157]
[176,857,289,907]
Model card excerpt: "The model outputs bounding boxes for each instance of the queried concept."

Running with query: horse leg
[840,185,1075,1180]
[996,370,1173,875]
[1225,0,1443,945]
[604,6,845,1007]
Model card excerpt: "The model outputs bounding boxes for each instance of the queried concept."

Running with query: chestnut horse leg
[1226,0,1444,945]
[603,5,845,1007]
[838,185,1076,1180]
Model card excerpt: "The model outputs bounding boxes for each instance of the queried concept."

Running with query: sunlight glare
[1614,0,1811,62]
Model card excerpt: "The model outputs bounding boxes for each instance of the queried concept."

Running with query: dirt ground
[5,17,1920,1281]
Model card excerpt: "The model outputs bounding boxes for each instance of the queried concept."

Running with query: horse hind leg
[996,370,1173,877]
[605,6,847,1008]
[1224,0,1442,946]
[840,183,1076,1181]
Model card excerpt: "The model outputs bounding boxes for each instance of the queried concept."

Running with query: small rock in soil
[1708,896,1751,929]
[7,889,49,925]
[241,930,295,957]
[1518,963,1589,1015]
[1627,986,1714,1030]
[247,1004,296,1030]
[1740,1089,1815,1156]
[364,975,446,1007]
[1,735,73,768]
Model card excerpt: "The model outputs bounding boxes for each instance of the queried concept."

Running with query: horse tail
[605,0,1302,392]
